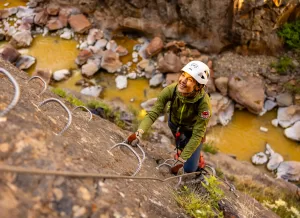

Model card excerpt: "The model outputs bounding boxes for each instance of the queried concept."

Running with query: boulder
[271,119,278,127]
[137,59,155,75]
[276,161,300,181]
[157,52,182,74]
[115,75,127,90]
[15,55,35,70]
[81,61,99,77]
[10,31,33,48]
[46,18,64,31]
[53,69,70,81]
[87,29,103,45]
[141,98,157,111]
[284,121,300,141]
[58,8,71,27]
[68,14,91,34]
[276,92,293,107]
[16,7,33,19]
[228,73,265,114]
[208,93,234,127]
[266,144,284,171]
[75,50,93,66]
[149,74,164,87]
[145,37,164,57]
[60,28,74,40]
[207,78,216,93]
[264,100,277,111]
[115,46,128,56]
[0,9,10,19]
[106,40,118,51]
[81,85,102,97]
[34,9,49,26]
[94,39,107,50]
[47,4,60,16]
[215,77,228,96]
[277,105,300,128]
[0,45,20,63]
[127,72,137,79]
[101,50,122,73]
[251,152,268,165]
[32,69,52,84]
[0,29,5,41]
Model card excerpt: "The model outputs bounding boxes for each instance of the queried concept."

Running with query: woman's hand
[126,129,144,146]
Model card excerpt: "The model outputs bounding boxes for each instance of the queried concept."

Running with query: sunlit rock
[0,44,20,63]
[252,152,268,165]
[149,73,164,87]
[60,28,73,40]
[87,28,103,45]
[115,45,128,56]
[271,119,278,127]
[68,14,91,34]
[10,31,33,48]
[276,161,300,181]
[75,49,93,66]
[16,6,33,19]
[46,17,64,31]
[15,55,35,70]
[276,92,293,107]
[284,121,300,141]
[157,51,182,74]
[53,69,70,81]
[6,26,17,36]
[215,77,228,96]
[141,98,157,111]
[208,93,234,127]
[80,85,102,97]
[101,50,122,73]
[277,105,300,128]
[265,144,284,171]
[228,73,265,114]
[94,39,107,50]
[8,7,18,16]
[81,61,99,77]
[145,37,164,58]
[47,4,60,16]
[264,99,277,111]
[127,72,137,79]
[115,75,127,90]
[34,9,48,26]
[138,41,149,59]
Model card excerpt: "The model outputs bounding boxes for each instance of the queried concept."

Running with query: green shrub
[174,177,224,218]
[270,56,295,75]
[51,87,67,98]
[284,80,300,94]
[278,20,300,50]
[202,142,219,154]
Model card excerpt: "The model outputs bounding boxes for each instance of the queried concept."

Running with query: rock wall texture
[44,0,300,54]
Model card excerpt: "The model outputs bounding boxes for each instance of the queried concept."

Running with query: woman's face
[177,72,198,94]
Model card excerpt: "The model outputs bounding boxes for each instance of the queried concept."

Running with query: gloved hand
[126,129,144,146]
[174,151,186,163]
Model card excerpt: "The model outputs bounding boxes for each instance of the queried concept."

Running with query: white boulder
[60,28,73,40]
[15,55,35,70]
[149,74,164,87]
[277,106,300,128]
[284,121,300,141]
[271,119,279,127]
[251,152,268,165]
[80,86,102,97]
[53,69,70,81]
[115,75,127,90]
[264,100,277,111]
[276,161,300,181]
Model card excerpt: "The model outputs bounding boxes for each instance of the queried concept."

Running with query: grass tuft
[202,142,219,154]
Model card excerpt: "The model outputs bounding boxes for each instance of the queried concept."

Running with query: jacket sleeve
[180,94,212,160]
[138,85,174,133]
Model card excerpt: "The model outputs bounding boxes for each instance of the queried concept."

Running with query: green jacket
[138,83,212,160]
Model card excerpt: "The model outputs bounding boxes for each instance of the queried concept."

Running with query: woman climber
[126,60,212,174]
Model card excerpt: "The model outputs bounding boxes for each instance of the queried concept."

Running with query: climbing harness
[0,68,20,117]
[28,76,47,95]
[38,98,72,135]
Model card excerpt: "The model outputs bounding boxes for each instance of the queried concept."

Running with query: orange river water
[2,0,299,162]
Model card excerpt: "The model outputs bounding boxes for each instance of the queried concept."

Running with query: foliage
[86,100,110,115]
[234,178,300,218]
[202,142,219,154]
[270,56,295,75]
[284,80,300,95]
[174,177,224,218]
[51,87,67,98]
[278,20,300,50]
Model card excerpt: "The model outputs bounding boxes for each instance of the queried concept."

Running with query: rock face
[208,93,234,127]
[228,73,265,114]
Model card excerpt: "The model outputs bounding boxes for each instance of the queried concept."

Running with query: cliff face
[46,0,299,54]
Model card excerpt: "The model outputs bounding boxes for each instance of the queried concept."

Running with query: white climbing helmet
[181,61,210,85]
